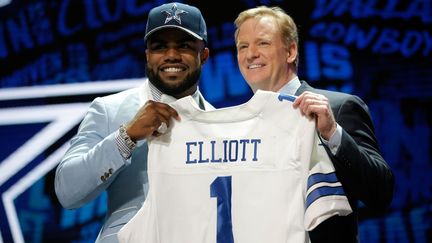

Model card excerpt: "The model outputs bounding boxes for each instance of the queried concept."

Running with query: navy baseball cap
[144,2,207,42]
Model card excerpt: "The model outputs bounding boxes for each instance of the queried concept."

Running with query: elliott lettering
[185,139,261,164]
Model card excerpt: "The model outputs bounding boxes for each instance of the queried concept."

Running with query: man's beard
[146,65,201,97]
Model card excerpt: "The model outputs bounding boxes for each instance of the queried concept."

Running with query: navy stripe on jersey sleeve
[307,172,339,189]
[306,172,347,209]
[305,186,346,208]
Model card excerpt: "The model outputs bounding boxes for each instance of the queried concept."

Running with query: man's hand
[125,100,180,141]
[293,91,336,140]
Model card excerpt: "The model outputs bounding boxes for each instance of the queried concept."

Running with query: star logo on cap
[162,3,188,24]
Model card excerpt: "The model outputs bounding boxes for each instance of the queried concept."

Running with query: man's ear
[200,47,210,64]
[286,42,297,64]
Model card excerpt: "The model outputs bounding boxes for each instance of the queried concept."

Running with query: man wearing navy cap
[54,2,212,242]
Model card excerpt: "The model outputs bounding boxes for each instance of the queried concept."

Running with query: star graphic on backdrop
[0,80,142,243]
[162,3,188,24]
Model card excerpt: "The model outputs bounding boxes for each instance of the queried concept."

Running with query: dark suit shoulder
[297,81,367,112]
[310,87,358,104]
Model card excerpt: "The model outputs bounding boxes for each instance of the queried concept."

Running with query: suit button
[109,168,113,174]
[100,175,106,182]
[104,172,110,178]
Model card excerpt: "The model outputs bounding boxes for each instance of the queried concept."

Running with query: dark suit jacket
[296,81,394,243]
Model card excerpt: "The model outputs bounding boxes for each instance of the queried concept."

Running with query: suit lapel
[295,80,314,96]
[296,80,341,117]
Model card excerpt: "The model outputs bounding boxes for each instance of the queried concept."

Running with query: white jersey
[118,90,352,243]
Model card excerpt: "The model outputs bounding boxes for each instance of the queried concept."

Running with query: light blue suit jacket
[54,79,213,242]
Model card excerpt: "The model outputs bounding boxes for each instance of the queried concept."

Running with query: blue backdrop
[0,0,431,242]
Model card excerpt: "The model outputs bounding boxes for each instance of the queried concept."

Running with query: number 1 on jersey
[210,176,234,243]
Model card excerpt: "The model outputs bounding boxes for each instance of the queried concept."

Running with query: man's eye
[155,45,165,50]
[180,43,192,49]
[149,44,165,50]
[237,45,247,50]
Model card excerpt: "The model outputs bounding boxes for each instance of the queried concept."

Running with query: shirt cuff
[321,124,342,155]
[116,125,137,159]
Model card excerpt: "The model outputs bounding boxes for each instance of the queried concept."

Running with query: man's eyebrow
[148,37,196,44]
[147,38,163,44]
[178,37,196,42]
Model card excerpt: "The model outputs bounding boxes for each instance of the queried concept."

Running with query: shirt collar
[277,76,301,95]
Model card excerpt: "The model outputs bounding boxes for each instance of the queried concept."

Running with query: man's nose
[165,47,181,60]
[246,45,259,60]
